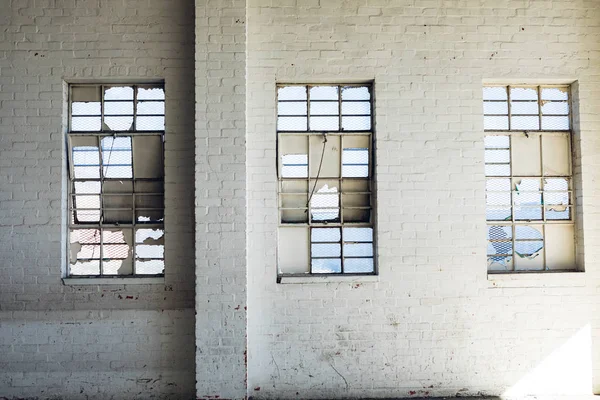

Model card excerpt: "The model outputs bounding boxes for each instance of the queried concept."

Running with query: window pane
[344,258,374,273]
[342,116,371,131]
[483,87,507,100]
[279,101,308,116]
[310,86,338,100]
[341,86,370,100]
[309,101,337,116]
[311,258,341,273]
[278,86,307,101]
[484,116,509,130]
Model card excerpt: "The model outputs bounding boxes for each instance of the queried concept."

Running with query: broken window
[484,85,575,272]
[276,84,375,276]
[68,84,165,276]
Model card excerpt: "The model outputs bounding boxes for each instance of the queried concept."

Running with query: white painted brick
[246,0,600,399]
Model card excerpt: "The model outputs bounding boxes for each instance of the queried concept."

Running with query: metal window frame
[484,85,575,273]
[67,83,165,278]
[276,83,377,277]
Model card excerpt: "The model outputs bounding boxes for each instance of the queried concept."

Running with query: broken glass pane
[278,86,307,101]
[70,260,100,275]
[541,101,568,115]
[341,86,370,100]
[486,207,511,221]
[487,256,513,271]
[104,102,133,115]
[137,87,165,100]
[135,228,164,243]
[135,210,164,223]
[135,260,165,274]
[311,258,341,273]
[488,225,512,240]
[541,87,568,101]
[544,191,570,206]
[105,116,134,131]
[510,87,538,101]
[546,207,570,220]
[104,86,134,100]
[344,258,374,273]
[515,240,544,256]
[310,181,339,222]
[515,225,543,240]
[103,259,133,275]
[487,241,512,256]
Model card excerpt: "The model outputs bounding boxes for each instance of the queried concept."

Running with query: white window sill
[62,276,165,285]
[487,271,585,288]
[278,274,379,284]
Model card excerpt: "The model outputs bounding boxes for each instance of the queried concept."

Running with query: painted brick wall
[195,0,247,399]
[0,0,195,398]
[246,1,600,399]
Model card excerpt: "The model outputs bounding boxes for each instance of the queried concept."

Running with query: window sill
[277,274,379,284]
[62,276,165,285]
[487,271,585,288]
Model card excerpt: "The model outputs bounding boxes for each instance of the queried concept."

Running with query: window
[484,85,576,272]
[276,84,375,276]
[67,84,165,277]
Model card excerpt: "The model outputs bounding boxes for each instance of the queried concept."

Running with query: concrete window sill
[62,277,165,285]
[487,271,585,288]
[278,274,379,284]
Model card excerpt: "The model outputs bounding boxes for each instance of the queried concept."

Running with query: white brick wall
[0,0,195,398]
[3,0,600,399]
[246,0,600,398]
[195,0,247,399]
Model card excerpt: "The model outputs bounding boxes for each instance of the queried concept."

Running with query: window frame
[66,83,166,278]
[276,83,377,277]
[483,84,577,273]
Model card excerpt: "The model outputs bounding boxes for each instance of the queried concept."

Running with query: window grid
[68,84,165,277]
[484,85,575,273]
[277,84,375,275]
